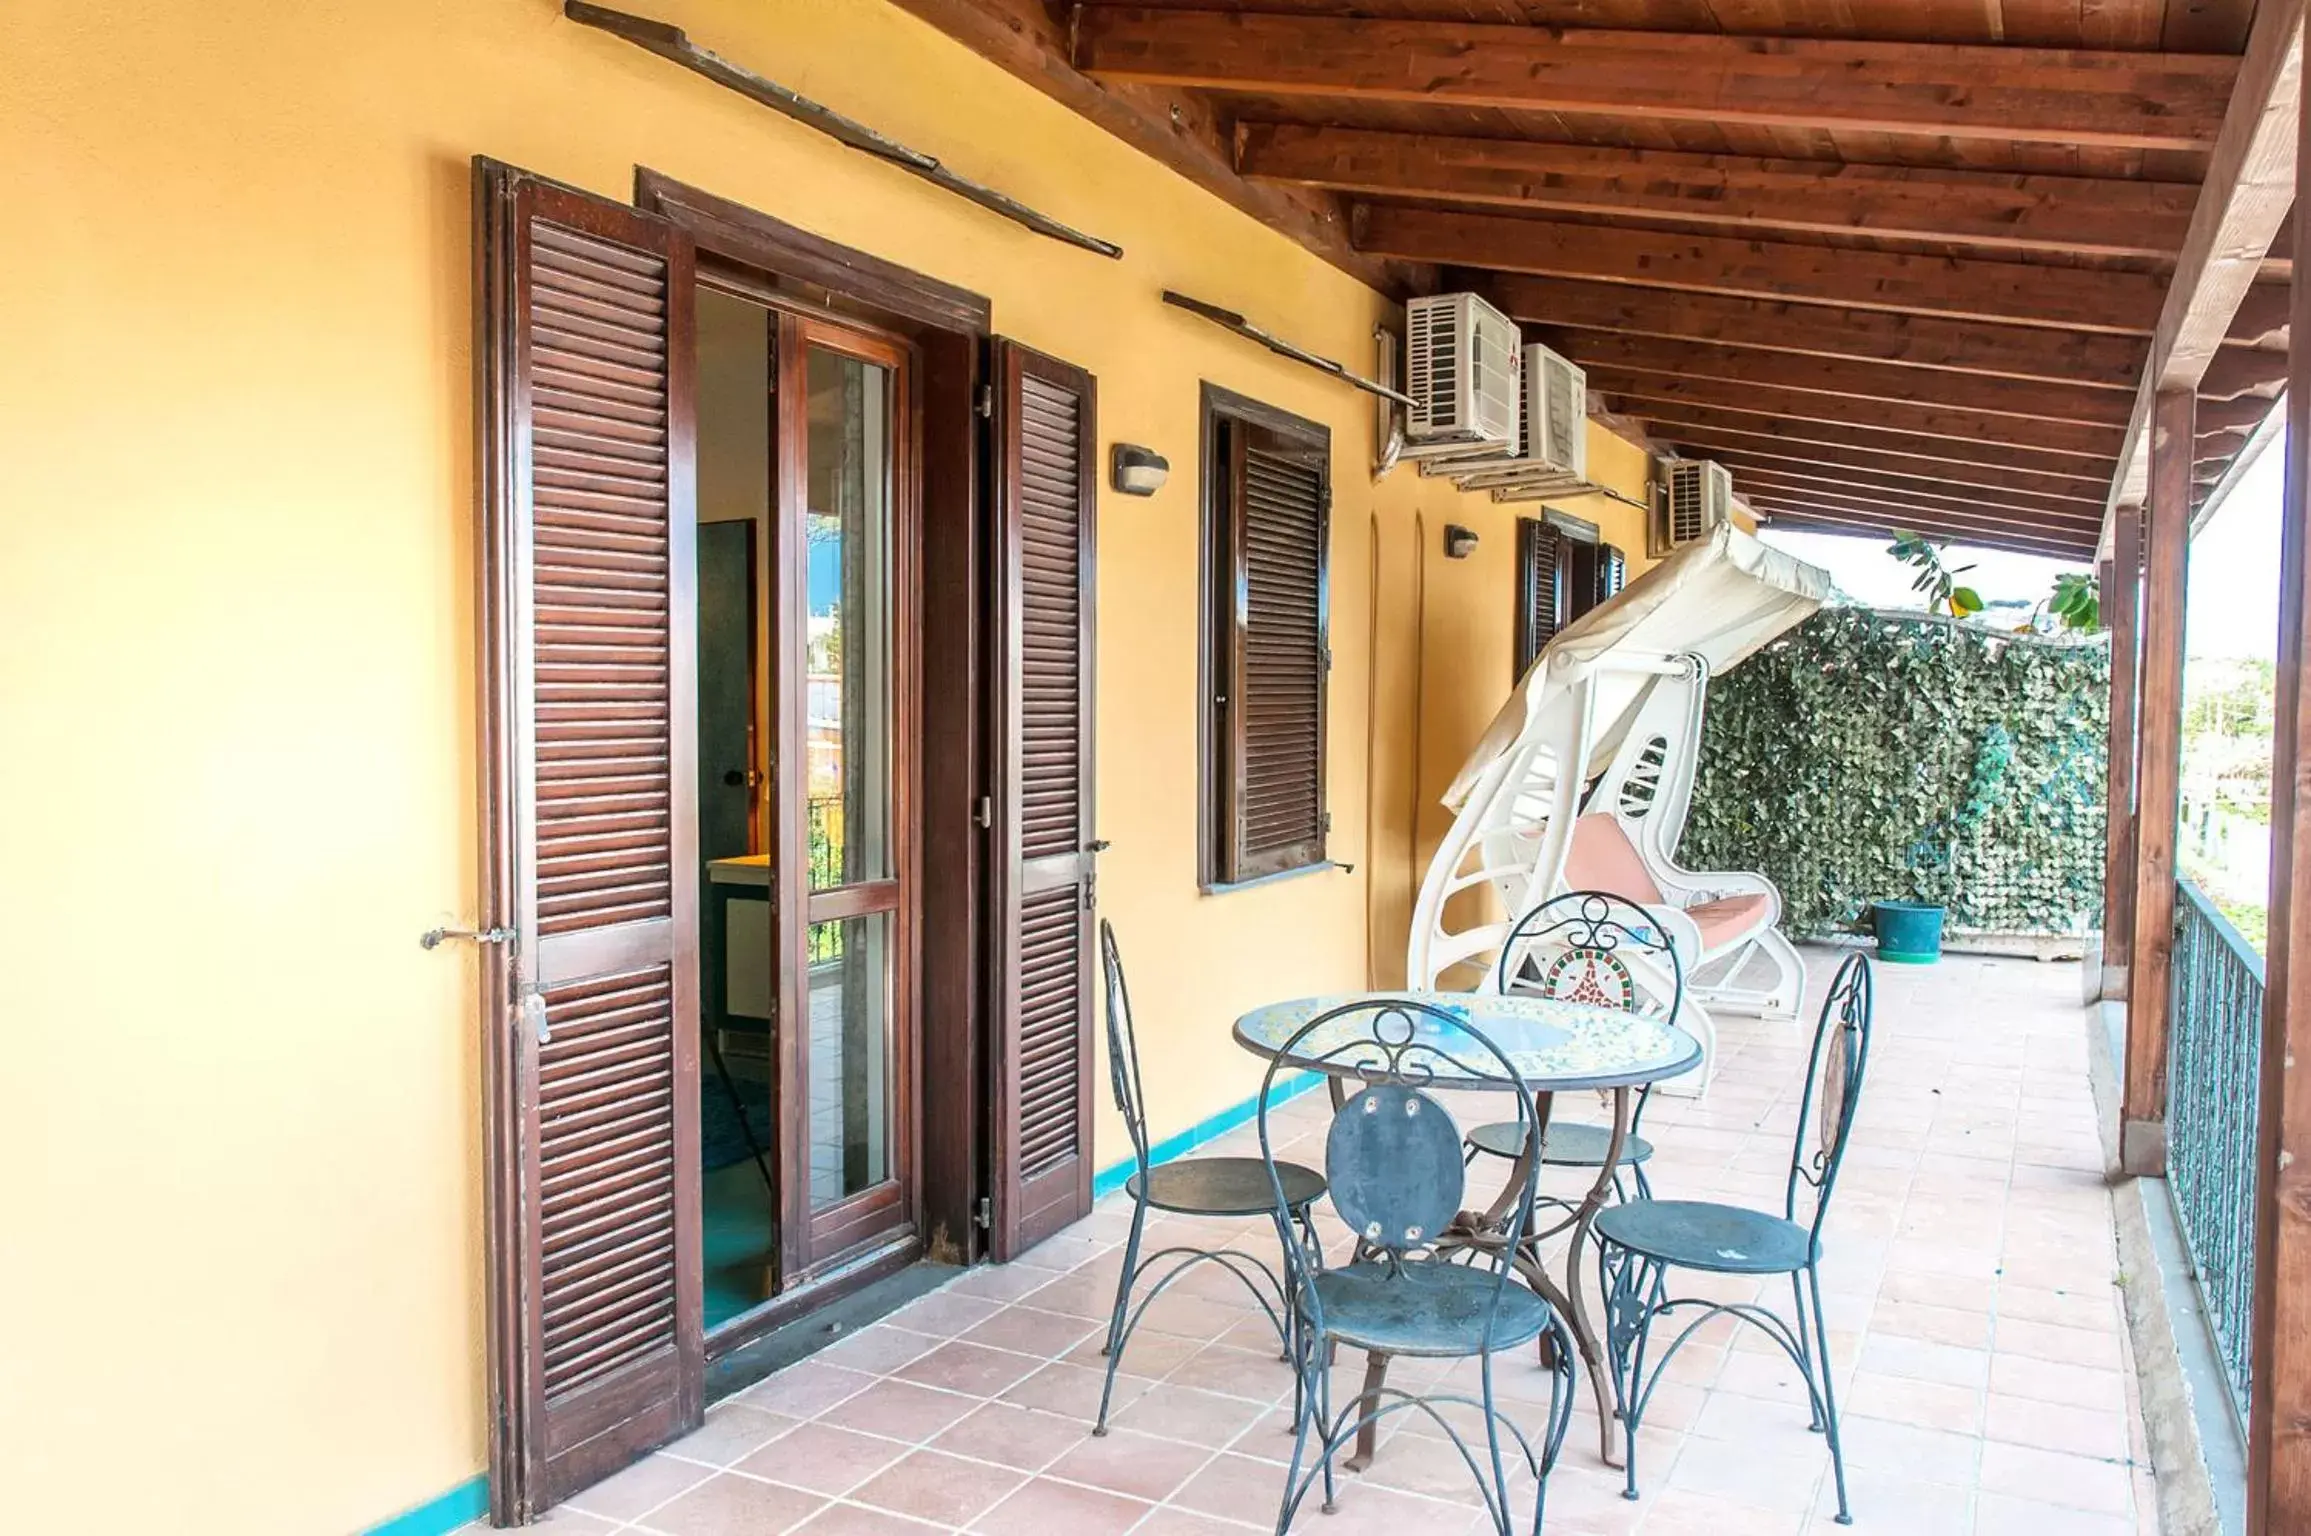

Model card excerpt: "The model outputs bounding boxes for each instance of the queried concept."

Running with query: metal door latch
[420,924,516,950]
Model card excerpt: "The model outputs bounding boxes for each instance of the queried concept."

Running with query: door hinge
[1321,811,1333,835]
[976,384,995,419]
[975,795,994,828]
[974,1196,993,1229]
[1323,646,1334,673]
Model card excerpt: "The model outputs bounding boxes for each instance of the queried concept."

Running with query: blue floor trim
[1092,1070,1322,1199]
[360,1474,488,1536]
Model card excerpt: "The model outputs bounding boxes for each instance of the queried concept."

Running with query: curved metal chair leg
[1807,1262,1854,1524]
[1789,1270,1823,1432]
[1093,1198,1149,1434]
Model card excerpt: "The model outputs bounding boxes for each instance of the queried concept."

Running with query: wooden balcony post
[2102,507,2144,999]
[2122,389,2192,1177]
[2249,64,2311,1532]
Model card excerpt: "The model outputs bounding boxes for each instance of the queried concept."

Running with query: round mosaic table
[1233,989,1703,1469]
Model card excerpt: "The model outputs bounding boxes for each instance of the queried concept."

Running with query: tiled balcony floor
[528,948,2150,1535]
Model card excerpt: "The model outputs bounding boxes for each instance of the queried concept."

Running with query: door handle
[1086,840,1111,854]
[420,924,516,950]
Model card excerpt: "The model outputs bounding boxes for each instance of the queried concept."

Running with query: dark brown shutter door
[1226,427,1330,880]
[1516,517,1567,680]
[475,158,702,1520]
[989,341,1097,1260]
[1599,543,1627,604]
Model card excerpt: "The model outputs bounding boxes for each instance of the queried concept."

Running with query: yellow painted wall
[0,0,1656,1528]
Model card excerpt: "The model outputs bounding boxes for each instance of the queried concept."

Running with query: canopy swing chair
[1409,525,1832,1095]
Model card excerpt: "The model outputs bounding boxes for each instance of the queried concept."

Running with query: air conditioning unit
[1657,458,1734,553]
[1401,293,1520,458]
[1451,343,1588,493]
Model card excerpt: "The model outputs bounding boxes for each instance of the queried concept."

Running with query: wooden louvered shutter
[474,159,701,1520]
[1224,421,1330,882]
[1516,516,1568,681]
[1598,543,1627,605]
[988,341,1098,1260]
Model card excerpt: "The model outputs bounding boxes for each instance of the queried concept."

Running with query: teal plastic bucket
[1872,901,1945,964]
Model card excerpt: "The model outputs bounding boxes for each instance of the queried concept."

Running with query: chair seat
[1594,1199,1813,1275]
[1687,893,1773,951]
[1310,1260,1552,1358]
[1465,1119,1653,1167]
[1128,1155,1325,1216]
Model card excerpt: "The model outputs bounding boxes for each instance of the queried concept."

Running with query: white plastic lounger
[1409,524,1832,1094]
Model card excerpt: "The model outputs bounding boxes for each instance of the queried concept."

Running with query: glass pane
[805,347,894,890]
[808,913,893,1206]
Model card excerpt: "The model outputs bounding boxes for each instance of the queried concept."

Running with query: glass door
[778,316,917,1275]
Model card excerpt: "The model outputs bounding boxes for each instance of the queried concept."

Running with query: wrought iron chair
[1257,997,1577,1535]
[1594,952,1874,1524]
[1093,921,1326,1434]
[1461,890,1684,1204]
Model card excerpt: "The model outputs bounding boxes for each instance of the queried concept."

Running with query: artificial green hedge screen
[1680,606,2109,938]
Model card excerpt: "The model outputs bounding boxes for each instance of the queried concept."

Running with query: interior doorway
[693,283,920,1338]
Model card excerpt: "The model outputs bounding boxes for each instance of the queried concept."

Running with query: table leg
[1562,1086,1633,1465]
[1342,1348,1390,1472]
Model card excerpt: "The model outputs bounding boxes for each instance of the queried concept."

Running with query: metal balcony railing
[2166,876,2265,1430]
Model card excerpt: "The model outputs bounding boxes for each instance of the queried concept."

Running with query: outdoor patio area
[506,948,2148,1536]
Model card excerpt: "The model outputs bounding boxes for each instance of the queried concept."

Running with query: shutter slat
[1230,431,1328,875]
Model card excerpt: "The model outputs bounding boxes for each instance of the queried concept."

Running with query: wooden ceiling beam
[881,0,1415,294]
[1753,501,2095,559]
[1589,371,2127,460]
[1485,275,2146,388]
[2101,0,2304,529]
[1727,463,2105,534]
[1551,333,2132,426]
[2200,344,2292,401]
[1077,11,2235,150]
[1241,124,2198,260]
[1618,401,2118,483]
[1648,428,2108,507]
[1357,206,2167,333]
[1740,478,2099,542]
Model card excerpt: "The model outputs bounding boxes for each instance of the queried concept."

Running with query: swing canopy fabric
[1445,524,1833,812]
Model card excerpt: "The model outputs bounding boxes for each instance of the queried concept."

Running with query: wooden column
[2248,72,2311,1534]
[2122,389,2192,1177]
[2102,508,2144,999]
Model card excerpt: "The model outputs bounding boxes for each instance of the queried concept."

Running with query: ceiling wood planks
[1076,12,2237,149]
[898,0,2282,558]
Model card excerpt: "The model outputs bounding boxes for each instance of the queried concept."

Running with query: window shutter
[989,340,1097,1260]
[474,158,702,1520]
[1225,423,1330,881]
[1516,516,1568,680]
[1598,542,1627,605]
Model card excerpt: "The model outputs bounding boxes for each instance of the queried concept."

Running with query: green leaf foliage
[1680,607,2109,938]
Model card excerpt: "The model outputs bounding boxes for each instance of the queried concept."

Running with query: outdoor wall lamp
[1444,524,1480,559]
[1111,443,1170,497]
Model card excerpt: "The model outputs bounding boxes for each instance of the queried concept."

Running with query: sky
[1756,434,2286,664]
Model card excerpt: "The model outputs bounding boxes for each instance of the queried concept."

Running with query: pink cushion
[1563,814,1666,906]
[1688,893,1773,949]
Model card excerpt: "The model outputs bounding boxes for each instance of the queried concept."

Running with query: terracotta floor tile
[1974,1491,2137,1536]
[967,1475,1150,1535]
[1170,1450,1295,1523]
[819,1379,980,1442]
[1108,1382,1272,1447]
[893,1340,1046,1398]
[789,1503,948,1535]
[1979,1440,2136,1516]
[1996,1317,2126,1371]
[818,1325,943,1377]
[1131,1508,1265,1535]
[1000,1359,1147,1421]
[890,1291,1008,1339]
[959,1304,1103,1360]
[737,1422,909,1497]
[742,1360,880,1420]
[565,1452,716,1522]
[664,1403,801,1467]
[630,1472,828,1536]
[1042,1425,1216,1501]
[1983,1394,2132,1460]
[927,1401,1091,1472]
[848,1449,1028,1527]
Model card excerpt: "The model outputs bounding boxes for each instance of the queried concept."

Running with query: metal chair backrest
[1098,920,1153,1181]
[1497,890,1683,1134]
[1784,952,1874,1245]
[1256,998,1543,1348]
[1495,889,1684,1019]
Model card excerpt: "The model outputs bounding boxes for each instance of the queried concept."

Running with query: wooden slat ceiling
[899,0,2287,560]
